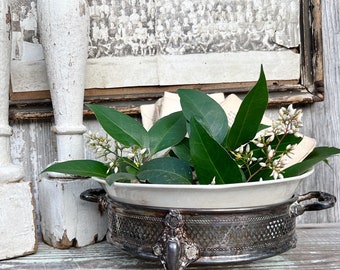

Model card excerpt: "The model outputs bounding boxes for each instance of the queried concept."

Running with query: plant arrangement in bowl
[43,66,340,208]
[43,67,339,269]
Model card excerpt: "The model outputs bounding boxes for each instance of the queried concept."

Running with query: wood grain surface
[1,223,339,269]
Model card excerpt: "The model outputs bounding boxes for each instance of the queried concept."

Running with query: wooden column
[0,0,24,182]
[0,1,37,260]
[37,0,107,248]
[38,0,88,159]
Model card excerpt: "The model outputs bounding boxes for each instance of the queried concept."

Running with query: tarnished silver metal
[289,201,305,217]
[153,210,200,270]
[105,196,298,269]
[80,190,336,270]
[290,191,337,217]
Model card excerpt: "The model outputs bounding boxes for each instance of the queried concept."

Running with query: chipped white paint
[0,0,24,183]
[37,0,89,161]
[37,0,107,248]
[0,1,36,260]
[39,177,107,248]
[0,182,37,260]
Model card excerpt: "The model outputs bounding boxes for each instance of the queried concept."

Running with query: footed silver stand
[81,190,336,270]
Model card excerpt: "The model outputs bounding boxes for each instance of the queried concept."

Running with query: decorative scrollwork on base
[153,210,200,270]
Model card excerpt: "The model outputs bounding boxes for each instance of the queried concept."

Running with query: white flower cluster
[86,131,115,162]
[273,104,303,136]
[86,131,149,174]
[232,105,303,181]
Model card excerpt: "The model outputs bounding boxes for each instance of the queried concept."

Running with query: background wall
[9,0,340,232]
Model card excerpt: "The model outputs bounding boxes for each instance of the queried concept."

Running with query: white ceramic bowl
[94,169,314,209]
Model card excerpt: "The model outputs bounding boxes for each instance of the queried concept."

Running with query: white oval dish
[93,169,314,209]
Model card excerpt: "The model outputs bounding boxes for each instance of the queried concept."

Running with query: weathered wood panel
[295,0,340,224]
[0,224,339,269]
[0,182,37,260]
[10,119,56,231]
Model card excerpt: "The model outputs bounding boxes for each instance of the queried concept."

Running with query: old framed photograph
[9,0,323,115]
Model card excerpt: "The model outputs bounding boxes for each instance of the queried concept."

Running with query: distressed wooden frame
[9,0,323,120]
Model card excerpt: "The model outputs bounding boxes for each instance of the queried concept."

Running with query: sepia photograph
[11,0,301,92]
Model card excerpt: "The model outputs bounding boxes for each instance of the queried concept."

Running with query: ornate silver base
[106,197,297,269]
[80,190,335,270]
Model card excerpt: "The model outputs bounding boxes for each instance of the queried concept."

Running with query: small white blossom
[270,170,284,180]
[266,133,275,143]
[295,132,303,138]
[256,142,265,148]
[237,145,244,154]
[127,153,135,159]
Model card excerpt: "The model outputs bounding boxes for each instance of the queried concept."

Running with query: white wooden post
[0,1,37,260]
[37,0,107,248]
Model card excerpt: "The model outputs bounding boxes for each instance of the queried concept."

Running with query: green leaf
[148,111,187,155]
[106,173,137,185]
[117,157,139,174]
[137,157,193,184]
[43,160,109,178]
[190,117,245,184]
[178,89,228,143]
[87,104,148,147]
[225,66,268,150]
[258,123,270,132]
[283,146,340,177]
[170,138,193,166]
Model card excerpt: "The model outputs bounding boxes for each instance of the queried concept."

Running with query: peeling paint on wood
[38,176,107,248]
[79,1,86,16]
[6,6,11,24]
[42,230,76,250]
[38,0,89,161]
[0,182,37,260]
[1,224,339,268]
